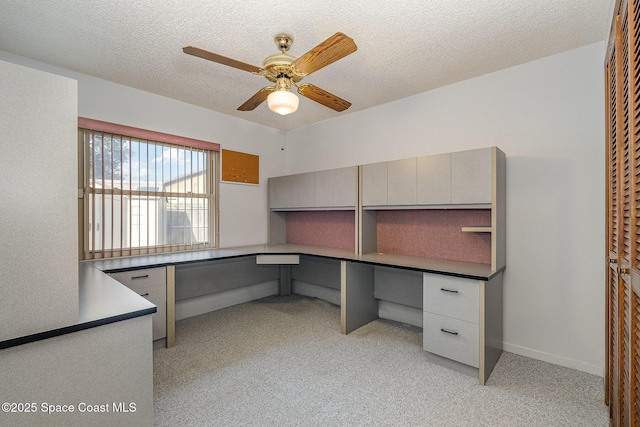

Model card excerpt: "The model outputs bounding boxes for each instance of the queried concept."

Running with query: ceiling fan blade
[292,32,357,75]
[297,83,351,112]
[183,46,262,74]
[237,87,275,111]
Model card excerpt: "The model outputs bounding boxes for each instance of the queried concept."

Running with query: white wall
[0,52,287,248]
[0,60,79,341]
[0,41,606,375]
[285,42,606,375]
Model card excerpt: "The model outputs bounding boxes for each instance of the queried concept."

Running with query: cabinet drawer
[110,267,166,290]
[423,273,480,324]
[134,284,166,340]
[423,312,479,368]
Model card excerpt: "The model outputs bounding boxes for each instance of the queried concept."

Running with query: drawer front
[423,312,479,368]
[133,284,167,340]
[423,273,480,324]
[110,267,166,290]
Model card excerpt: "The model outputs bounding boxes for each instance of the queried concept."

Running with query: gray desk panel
[291,255,342,290]
[175,256,280,301]
[374,266,423,309]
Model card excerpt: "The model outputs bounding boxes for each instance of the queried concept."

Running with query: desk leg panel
[166,265,176,348]
[280,265,292,296]
[480,271,503,384]
[341,261,378,334]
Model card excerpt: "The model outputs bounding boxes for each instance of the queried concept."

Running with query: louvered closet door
[607,1,640,426]
[606,23,619,423]
[629,1,640,423]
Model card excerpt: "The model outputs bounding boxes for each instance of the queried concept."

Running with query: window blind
[79,124,217,259]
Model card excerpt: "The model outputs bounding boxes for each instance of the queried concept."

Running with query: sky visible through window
[90,135,206,193]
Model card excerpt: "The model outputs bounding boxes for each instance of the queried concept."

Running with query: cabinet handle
[441,328,458,335]
[619,268,630,275]
[131,274,149,280]
[140,292,149,297]
[440,288,458,294]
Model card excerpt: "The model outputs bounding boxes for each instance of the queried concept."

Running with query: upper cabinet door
[333,167,357,207]
[362,162,388,206]
[387,158,417,206]
[451,148,492,204]
[297,172,316,208]
[416,153,451,205]
[315,169,335,207]
[269,175,299,209]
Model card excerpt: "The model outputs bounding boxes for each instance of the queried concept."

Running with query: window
[78,119,219,259]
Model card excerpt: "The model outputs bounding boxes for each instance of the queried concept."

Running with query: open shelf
[461,227,493,233]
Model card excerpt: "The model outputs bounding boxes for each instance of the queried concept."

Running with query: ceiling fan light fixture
[267,89,299,115]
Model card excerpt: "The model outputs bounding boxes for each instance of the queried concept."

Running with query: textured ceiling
[0,0,611,131]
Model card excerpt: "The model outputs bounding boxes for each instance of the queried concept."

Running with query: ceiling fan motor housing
[262,52,304,83]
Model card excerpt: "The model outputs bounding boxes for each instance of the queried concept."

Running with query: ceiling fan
[183,32,357,115]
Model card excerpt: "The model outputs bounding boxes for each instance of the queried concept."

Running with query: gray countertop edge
[0,263,156,350]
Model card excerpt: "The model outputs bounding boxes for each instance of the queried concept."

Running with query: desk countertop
[1,244,502,350]
[91,243,502,281]
[0,263,155,350]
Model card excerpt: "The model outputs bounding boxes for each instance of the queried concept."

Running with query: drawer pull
[131,274,149,280]
[440,328,458,335]
[140,292,149,297]
[440,288,458,294]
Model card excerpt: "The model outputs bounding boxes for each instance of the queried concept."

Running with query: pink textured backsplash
[376,210,492,264]
[286,211,356,250]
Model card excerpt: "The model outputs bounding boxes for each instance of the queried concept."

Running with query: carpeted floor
[153,295,608,426]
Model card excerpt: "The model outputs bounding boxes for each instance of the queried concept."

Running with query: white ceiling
[0,0,612,131]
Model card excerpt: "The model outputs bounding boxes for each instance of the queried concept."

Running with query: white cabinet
[315,166,357,208]
[387,158,416,205]
[423,312,480,368]
[416,153,451,205]
[422,273,481,368]
[363,148,495,208]
[422,271,503,384]
[333,167,357,207]
[270,167,357,210]
[362,162,387,206]
[269,175,298,209]
[298,173,316,207]
[315,169,335,207]
[451,147,492,204]
[110,267,167,341]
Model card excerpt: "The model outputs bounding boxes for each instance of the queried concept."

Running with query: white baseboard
[502,342,604,377]
[175,280,279,321]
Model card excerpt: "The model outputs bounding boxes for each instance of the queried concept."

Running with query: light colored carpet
[153,295,608,426]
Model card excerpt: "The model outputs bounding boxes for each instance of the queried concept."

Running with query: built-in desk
[89,243,503,384]
[0,263,156,350]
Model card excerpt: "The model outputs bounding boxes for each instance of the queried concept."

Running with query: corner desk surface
[1,244,501,351]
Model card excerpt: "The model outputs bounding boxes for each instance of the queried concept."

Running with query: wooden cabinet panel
[362,162,388,206]
[416,153,451,205]
[387,158,417,205]
[451,148,492,204]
